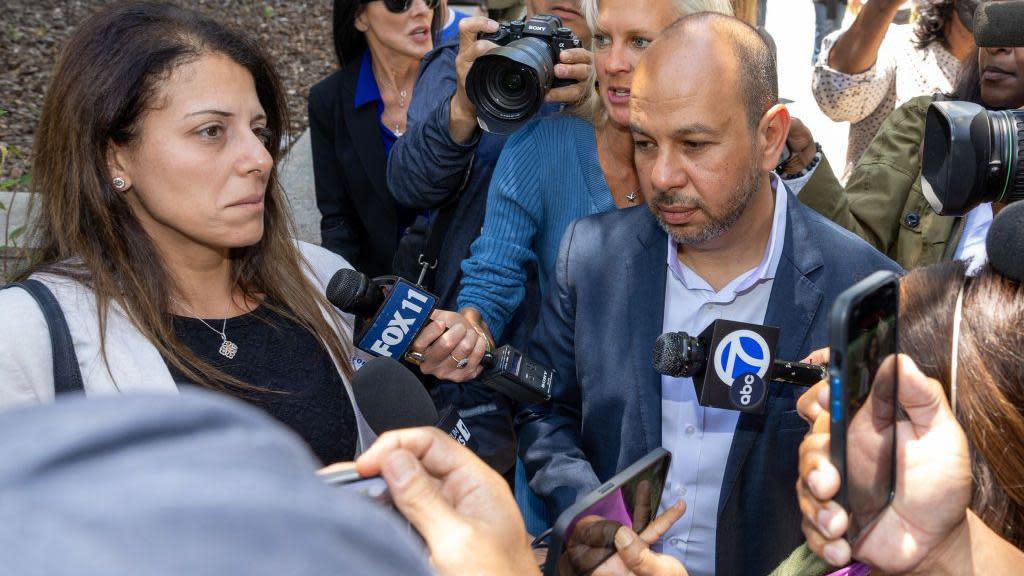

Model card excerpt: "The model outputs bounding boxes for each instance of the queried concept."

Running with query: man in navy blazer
[517,14,903,576]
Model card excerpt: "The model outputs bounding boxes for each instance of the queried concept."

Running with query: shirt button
[674,485,687,498]
[668,537,684,548]
[685,424,696,436]
[903,211,920,229]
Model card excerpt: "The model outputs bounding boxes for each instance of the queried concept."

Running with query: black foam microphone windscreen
[973,0,1024,47]
[986,202,1024,283]
[351,357,438,435]
[326,268,383,318]
[652,333,689,377]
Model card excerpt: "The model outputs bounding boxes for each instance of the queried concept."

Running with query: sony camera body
[466,14,582,134]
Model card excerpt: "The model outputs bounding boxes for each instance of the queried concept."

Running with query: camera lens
[922,101,1024,216]
[466,37,555,134]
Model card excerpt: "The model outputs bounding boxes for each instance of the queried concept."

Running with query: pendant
[626,191,638,203]
[219,339,239,359]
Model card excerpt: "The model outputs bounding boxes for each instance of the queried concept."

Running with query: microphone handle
[772,360,827,387]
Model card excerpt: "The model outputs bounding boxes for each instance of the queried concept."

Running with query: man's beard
[649,160,762,246]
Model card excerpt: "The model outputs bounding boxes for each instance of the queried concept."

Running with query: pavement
[766,0,853,179]
[278,129,321,245]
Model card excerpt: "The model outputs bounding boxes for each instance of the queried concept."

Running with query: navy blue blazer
[517,191,902,576]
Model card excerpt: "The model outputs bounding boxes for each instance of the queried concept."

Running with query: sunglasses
[360,0,439,13]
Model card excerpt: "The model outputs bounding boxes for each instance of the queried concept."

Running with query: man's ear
[757,103,791,173]
[107,142,132,192]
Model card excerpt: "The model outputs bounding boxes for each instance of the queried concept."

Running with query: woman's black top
[166,302,357,465]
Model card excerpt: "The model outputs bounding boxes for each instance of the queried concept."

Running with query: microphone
[973,0,1024,47]
[652,320,827,414]
[986,201,1024,283]
[327,269,554,403]
[351,356,477,450]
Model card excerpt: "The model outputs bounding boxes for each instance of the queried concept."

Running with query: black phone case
[827,270,899,529]
[542,448,671,576]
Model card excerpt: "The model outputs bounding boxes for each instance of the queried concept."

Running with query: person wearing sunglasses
[309,0,443,279]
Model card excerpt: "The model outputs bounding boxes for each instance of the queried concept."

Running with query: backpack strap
[5,279,85,396]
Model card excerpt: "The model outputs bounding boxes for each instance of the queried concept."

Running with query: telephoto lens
[466,15,581,134]
[921,100,1024,216]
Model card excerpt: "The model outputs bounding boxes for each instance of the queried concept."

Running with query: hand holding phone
[828,271,900,543]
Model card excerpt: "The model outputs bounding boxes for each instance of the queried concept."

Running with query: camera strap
[415,152,474,289]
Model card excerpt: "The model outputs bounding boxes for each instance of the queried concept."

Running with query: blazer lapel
[718,191,823,517]
[339,61,391,208]
[627,212,669,454]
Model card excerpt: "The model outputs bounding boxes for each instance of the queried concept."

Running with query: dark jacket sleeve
[797,95,932,255]
[516,219,602,518]
[386,45,482,210]
[309,83,364,262]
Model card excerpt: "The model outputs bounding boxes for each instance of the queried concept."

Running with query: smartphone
[828,270,900,543]
[543,448,671,576]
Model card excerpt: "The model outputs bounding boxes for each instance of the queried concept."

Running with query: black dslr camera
[466,14,582,134]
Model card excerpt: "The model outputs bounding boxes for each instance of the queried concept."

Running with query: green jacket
[799,95,964,270]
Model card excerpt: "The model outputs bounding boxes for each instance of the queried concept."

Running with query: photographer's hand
[546,48,594,105]
[450,17,500,144]
[780,117,819,177]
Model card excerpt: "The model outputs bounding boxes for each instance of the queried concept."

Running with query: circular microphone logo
[713,330,771,386]
[730,372,766,409]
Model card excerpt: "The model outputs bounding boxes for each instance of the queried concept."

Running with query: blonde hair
[572,0,734,123]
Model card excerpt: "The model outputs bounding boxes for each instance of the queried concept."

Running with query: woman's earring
[112,177,127,191]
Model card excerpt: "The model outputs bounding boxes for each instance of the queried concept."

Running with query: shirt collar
[354,51,382,109]
[666,173,789,298]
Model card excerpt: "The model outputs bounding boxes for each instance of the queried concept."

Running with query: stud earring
[112,177,127,190]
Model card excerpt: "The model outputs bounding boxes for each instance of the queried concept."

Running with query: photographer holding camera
[784,42,1024,272]
[382,1,593,485]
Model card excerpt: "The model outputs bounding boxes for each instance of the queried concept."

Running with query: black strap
[416,153,475,290]
[6,279,85,396]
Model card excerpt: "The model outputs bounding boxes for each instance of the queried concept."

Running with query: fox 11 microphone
[326,268,553,404]
[652,320,827,414]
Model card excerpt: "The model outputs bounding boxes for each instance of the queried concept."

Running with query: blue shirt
[457,115,616,341]
[355,50,418,235]
[354,51,400,157]
[441,8,469,44]
[658,176,789,576]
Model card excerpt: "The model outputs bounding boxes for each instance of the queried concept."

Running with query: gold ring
[404,351,425,365]
[450,354,469,369]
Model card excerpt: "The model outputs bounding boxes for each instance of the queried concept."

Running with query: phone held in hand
[827,270,900,543]
[543,448,672,576]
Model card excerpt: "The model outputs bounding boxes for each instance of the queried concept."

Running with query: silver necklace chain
[377,72,412,137]
[173,299,239,359]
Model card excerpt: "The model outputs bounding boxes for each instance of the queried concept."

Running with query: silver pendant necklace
[626,186,640,203]
[174,300,238,359]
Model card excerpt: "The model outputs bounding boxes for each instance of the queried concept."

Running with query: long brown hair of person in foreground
[900,260,1024,547]
[21,1,353,392]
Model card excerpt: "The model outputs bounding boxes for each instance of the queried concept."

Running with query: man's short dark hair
[662,12,778,131]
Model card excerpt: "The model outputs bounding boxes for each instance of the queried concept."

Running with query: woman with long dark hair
[0,1,456,466]
[310,0,442,278]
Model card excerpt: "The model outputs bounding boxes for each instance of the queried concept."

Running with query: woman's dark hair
[25,1,354,392]
[332,0,444,67]
[913,0,957,50]
[900,261,1024,548]
[951,47,983,104]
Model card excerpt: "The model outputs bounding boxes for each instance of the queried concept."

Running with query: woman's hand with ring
[409,309,488,382]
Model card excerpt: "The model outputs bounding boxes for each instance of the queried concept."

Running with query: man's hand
[780,117,819,176]
[571,500,688,576]
[546,48,593,105]
[796,355,973,573]
[450,17,500,143]
[408,309,488,382]
[356,428,539,576]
